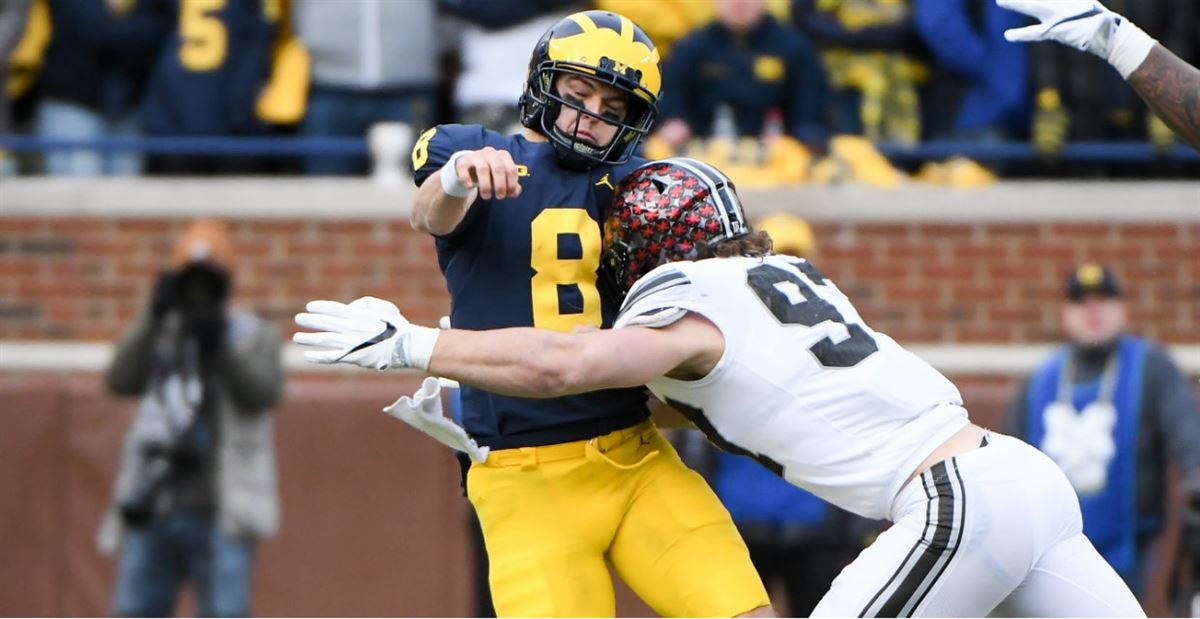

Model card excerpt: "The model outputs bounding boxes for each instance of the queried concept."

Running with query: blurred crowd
[0,0,1197,182]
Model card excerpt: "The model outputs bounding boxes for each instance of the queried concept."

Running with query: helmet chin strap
[548,134,601,171]
[545,113,608,170]
[559,111,605,151]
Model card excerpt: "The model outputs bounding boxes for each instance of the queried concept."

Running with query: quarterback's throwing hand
[293,296,440,371]
[454,146,522,200]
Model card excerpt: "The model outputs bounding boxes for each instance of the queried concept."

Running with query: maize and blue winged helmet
[519,11,662,169]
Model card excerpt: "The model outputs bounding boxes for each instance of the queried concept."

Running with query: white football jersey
[614,255,968,519]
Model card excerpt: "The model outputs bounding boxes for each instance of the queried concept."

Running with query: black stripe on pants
[859,459,966,617]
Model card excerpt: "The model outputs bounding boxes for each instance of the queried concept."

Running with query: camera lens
[177,262,230,309]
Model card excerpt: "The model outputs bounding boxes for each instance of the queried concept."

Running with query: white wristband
[394,325,441,372]
[1108,19,1157,79]
[440,150,474,198]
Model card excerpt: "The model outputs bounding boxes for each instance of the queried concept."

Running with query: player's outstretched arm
[999,0,1200,151]
[1126,45,1200,151]
[410,146,522,236]
[294,297,722,397]
[427,319,712,398]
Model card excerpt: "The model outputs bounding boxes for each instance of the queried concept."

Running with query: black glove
[149,270,180,320]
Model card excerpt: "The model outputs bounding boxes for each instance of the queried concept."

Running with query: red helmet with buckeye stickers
[600,158,750,301]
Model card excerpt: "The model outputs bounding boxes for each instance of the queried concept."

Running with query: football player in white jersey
[295,158,1144,617]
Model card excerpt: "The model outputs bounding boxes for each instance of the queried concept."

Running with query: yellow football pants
[467,420,770,617]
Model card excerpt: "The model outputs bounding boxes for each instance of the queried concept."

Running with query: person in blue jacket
[1006,263,1200,599]
[654,0,831,151]
[35,0,169,175]
[912,0,1030,139]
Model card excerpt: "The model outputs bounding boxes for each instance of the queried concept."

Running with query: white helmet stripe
[664,157,747,239]
[666,158,734,237]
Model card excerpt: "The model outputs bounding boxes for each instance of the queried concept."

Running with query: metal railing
[0,135,368,157]
[0,135,1197,164]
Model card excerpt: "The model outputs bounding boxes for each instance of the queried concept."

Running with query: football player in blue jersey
[347,11,769,618]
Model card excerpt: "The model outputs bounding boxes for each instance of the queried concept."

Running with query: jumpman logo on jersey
[595,173,614,190]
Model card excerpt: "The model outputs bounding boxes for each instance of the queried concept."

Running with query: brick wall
[2,217,1197,344]
[810,221,1200,344]
[2,203,1195,617]
[1,218,444,340]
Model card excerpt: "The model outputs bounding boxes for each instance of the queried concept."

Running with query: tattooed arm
[1126,45,1200,151]
[999,0,1199,151]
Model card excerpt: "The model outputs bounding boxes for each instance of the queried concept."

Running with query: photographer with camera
[98,219,284,617]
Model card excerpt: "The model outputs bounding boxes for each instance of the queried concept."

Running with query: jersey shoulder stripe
[615,263,718,329]
[621,268,691,311]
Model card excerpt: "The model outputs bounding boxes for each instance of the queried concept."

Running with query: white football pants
[812,432,1144,617]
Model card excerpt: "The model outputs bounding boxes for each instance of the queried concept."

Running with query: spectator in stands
[0,0,30,175]
[294,0,441,175]
[674,213,867,617]
[596,0,713,58]
[792,0,921,53]
[99,219,284,617]
[140,0,301,174]
[654,0,831,152]
[1005,263,1200,600]
[0,0,30,136]
[442,0,586,133]
[1024,0,1195,159]
[791,0,926,143]
[912,0,1029,140]
[33,0,169,176]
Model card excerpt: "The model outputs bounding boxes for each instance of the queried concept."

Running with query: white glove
[293,296,440,371]
[383,376,490,463]
[998,0,1157,78]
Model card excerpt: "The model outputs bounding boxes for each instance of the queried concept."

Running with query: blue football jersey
[412,124,649,448]
[141,0,279,135]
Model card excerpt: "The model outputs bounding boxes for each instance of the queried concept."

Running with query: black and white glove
[293,296,439,371]
[998,0,1157,78]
